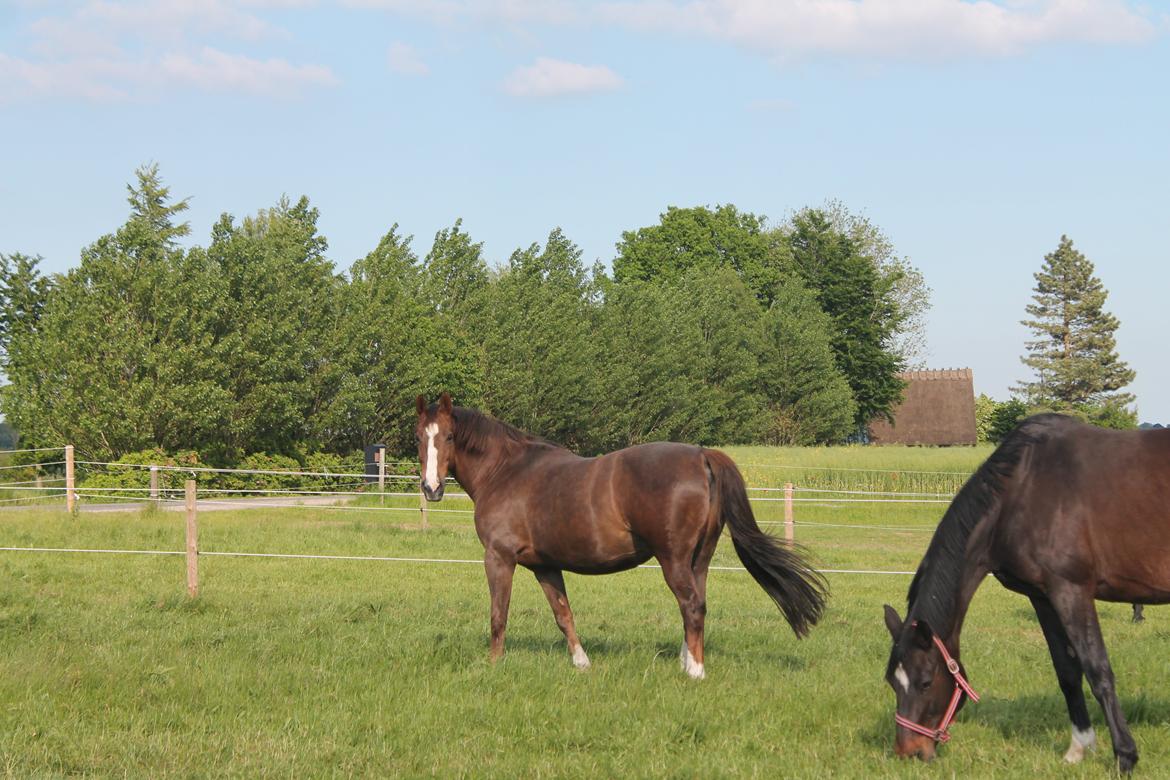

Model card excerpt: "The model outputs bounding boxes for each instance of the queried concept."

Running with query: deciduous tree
[785,208,905,432]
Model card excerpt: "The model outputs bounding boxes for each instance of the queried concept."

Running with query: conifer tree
[1016,235,1135,420]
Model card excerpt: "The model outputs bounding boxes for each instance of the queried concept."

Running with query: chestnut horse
[883,414,1170,772]
[415,393,827,678]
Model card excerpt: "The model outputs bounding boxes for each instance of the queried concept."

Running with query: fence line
[761,519,933,532]
[0,447,66,455]
[65,486,946,508]
[190,499,475,515]
[0,494,65,505]
[0,478,66,487]
[739,462,973,476]
[791,486,955,498]
[1,469,937,599]
[74,460,397,481]
[787,497,951,505]
[0,545,916,576]
[0,461,66,472]
[73,458,974,489]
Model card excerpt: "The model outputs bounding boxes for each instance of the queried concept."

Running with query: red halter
[894,633,980,744]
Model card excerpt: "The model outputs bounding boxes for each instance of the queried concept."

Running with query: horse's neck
[451,441,523,502]
[910,527,994,651]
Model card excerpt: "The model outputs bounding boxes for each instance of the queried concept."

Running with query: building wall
[869,368,977,446]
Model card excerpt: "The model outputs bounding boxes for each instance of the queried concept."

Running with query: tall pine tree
[1016,235,1135,425]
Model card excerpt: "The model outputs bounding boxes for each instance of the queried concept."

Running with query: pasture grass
[2,445,1168,777]
[3,520,1166,777]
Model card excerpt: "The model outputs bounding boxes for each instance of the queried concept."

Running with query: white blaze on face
[894,663,910,694]
[424,423,440,491]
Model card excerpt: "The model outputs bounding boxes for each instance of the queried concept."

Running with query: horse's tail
[704,449,828,638]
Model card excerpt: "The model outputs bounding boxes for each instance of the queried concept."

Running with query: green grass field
[2,446,1168,777]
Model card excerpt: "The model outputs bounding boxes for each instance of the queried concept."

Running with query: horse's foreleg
[533,567,589,669]
[660,558,706,679]
[1029,594,1095,763]
[484,548,516,663]
[1049,584,1138,773]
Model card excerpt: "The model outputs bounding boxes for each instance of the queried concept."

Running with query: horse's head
[882,604,976,762]
[415,392,455,501]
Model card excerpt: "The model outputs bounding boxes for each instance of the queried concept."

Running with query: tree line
[1,166,928,464]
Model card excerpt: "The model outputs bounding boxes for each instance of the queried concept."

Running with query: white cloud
[0,48,338,102]
[596,0,1160,62]
[78,0,281,43]
[503,56,623,97]
[2,1,338,101]
[0,53,135,102]
[387,41,430,75]
[341,0,584,25]
[160,47,339,93]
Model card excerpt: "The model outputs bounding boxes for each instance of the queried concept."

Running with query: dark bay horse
[883,414,1170,772]
[415,393,827,678]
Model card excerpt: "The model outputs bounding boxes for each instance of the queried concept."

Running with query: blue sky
[3,0,1168,422]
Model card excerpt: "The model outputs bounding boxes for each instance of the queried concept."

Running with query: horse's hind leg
[532,567,589,670]
[1048,584,1139,772]
[1029,594,1095,763]
[659,558,706,679]
[484,548,516,663]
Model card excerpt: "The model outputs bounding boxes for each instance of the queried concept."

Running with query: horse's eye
[446,434,454,442]
[919,680,932,693]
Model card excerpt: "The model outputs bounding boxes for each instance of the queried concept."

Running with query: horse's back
[1000,417,1170,601]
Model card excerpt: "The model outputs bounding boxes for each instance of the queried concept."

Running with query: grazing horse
[883,414,1170,772]
[415,393,827,678]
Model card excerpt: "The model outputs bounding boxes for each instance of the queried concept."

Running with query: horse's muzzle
[894,733,936,762]
[421,482,445,502]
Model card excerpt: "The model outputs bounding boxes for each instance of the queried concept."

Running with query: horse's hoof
[1117,752,1138,774]
[1064,727,1096,764]
[679,643,705,679]
[571,646,591,670]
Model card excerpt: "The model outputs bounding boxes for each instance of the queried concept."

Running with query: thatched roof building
[869,368,977,446]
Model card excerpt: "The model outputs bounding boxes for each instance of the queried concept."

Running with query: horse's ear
[911,618,934,650]
[439,392,453,414]
[883,604,903,640]
[416,395,427,416]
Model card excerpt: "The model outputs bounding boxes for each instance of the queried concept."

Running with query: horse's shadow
[496,634,807,672]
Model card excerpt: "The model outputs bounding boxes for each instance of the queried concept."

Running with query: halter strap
[894,634,979,743]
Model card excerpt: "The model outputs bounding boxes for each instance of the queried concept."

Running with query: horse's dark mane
[448,405,560,455]
[906,414,1070,634]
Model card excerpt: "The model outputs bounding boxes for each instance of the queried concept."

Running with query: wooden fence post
[185,480,199,598]
[377,449,385,506]
[419,485,428,530]
[65,444,75,512]
[784,482,794,547]
[150,465,160,507]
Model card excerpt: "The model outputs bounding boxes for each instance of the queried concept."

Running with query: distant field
[3,445,1167,777]
[722,443,993,494]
